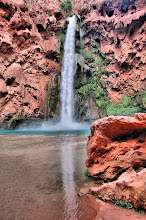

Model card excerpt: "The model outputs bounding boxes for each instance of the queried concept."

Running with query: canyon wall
[0,0,145,128]
[75,0,146,119]
[0,0,63,128]
[85,0,146,102]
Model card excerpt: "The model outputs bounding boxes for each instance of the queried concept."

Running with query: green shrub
[136,89,146,109]
[122,96,131,107]
[107,105,140,117]
[59,0,72,14]
[77,84,90,96]
[96,55,103,67]
[114,201,145,215]
[84,49,95,62]
[56,32,66,43]
[107,94,144,117]
[84,169,92,178]
[114,201,133,209]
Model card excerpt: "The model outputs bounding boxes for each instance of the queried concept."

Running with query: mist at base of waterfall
[42,119,91,131]
[17,118,91,132]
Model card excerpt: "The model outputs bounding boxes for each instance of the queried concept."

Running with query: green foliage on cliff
[77,84,90,95]
[121,96,131,107]
[107,104,140,117]
[56,32,66,43]
[44,74,60,120]
[76,36,145,117]
[84,49,95,62]
[59,0,72,14]
[107,91,146,117]
[75,45,111,117]
[75,23,145,119]
[76,49,145,118]
[96,55,103,67]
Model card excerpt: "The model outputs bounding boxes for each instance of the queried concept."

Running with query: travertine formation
[0,0,145,128]
[0,0,62,128]
[82,0,146,104]
[86,113,146,209]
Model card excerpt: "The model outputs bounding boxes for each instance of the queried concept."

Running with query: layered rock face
[72,0,146,120]
[86,113,146,209]
[0,0,62,128]
[82,0,146,104]
[0,0,145,128]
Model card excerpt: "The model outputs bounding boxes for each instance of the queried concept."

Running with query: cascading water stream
[18,15,90,131]
[79,20,84,56]
[60,15,76,125]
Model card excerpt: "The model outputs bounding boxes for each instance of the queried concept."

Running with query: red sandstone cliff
[0,0,64,128]
[81,0,146,104]
[0,0,145,128]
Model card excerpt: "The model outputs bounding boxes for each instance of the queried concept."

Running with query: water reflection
[0,134,97,220]
[61,137,78,220]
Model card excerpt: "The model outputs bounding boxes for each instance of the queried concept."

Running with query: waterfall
[18,15,90,131]
[79,20,84,56]
[60,15,76,125]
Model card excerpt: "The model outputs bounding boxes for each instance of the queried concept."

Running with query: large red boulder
[86,113,146,210]
[86,113,146,180]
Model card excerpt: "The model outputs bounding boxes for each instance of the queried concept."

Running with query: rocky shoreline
[84,113,146,213]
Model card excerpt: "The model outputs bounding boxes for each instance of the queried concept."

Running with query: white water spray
[79,20,84,55]
[18,15,90,131]
[60,15,76,125]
